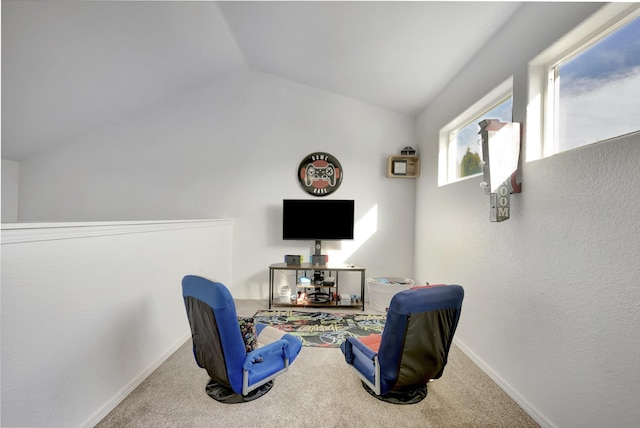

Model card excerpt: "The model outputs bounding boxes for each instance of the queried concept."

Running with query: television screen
[283,199,354,241]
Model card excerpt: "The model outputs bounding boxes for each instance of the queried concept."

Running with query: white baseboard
[453,338,554,428]
[81,333,191,428]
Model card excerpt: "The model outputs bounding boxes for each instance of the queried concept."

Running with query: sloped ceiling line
[1,1,522,161]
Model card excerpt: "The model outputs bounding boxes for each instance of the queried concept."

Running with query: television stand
[268,263,366,310]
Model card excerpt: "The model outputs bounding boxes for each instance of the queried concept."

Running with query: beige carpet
[96,300,539,428]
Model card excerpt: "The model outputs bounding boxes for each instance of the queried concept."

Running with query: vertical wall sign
[479,119,522,222]
[298,152,343,196]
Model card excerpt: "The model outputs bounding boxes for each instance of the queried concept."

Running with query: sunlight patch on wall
[327,204,378,264]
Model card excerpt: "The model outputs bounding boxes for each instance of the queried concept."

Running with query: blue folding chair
[182,275,302,402]
[341,285,464,404]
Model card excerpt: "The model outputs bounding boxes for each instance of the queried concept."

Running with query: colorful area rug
[253,310,386,348]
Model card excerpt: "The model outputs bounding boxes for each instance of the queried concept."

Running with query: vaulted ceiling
[1,1,522,161]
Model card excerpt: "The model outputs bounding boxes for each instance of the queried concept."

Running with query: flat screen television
[282,199,355,241]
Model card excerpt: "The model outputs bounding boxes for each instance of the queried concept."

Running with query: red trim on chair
[359,334,382,352]
[410,284,446,290]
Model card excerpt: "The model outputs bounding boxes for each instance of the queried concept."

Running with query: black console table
[268,263,366,311]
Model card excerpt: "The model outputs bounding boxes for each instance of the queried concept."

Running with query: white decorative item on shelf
[279,285,291,303]
[339,294,351,303]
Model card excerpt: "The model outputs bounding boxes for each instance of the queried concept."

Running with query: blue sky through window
[561,15,640,85]
[558,15,640,150]
[454,97,512,171]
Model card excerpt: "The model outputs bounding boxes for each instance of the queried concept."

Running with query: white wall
[17,67,417,298]
[415,3,639,428]
[1,219,233,427]
[2,159,19,222]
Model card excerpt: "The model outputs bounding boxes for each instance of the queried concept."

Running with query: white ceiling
[1,1,522,161]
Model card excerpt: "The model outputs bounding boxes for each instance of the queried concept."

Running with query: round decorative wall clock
[297,152,343,196]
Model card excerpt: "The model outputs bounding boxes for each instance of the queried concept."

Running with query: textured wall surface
[414,3,640,427]
[419,135,640,427]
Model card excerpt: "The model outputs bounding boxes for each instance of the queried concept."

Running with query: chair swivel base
[361,381,428,405]
[205,379,274,403]
[307,291,331,303]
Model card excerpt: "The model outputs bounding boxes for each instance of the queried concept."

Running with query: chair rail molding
[1,218,234,427]
[1,218,234,244]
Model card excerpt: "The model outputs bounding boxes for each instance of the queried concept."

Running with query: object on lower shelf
[308,288,331,303]
[279,286,291,303]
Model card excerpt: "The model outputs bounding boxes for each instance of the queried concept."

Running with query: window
[439,79,512,186]
[528,3,640,160]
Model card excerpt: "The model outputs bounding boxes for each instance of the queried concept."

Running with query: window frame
[527,3,640,162]
[438,78,513,186]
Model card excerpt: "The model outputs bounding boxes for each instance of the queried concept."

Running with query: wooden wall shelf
[387,155,420,178]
